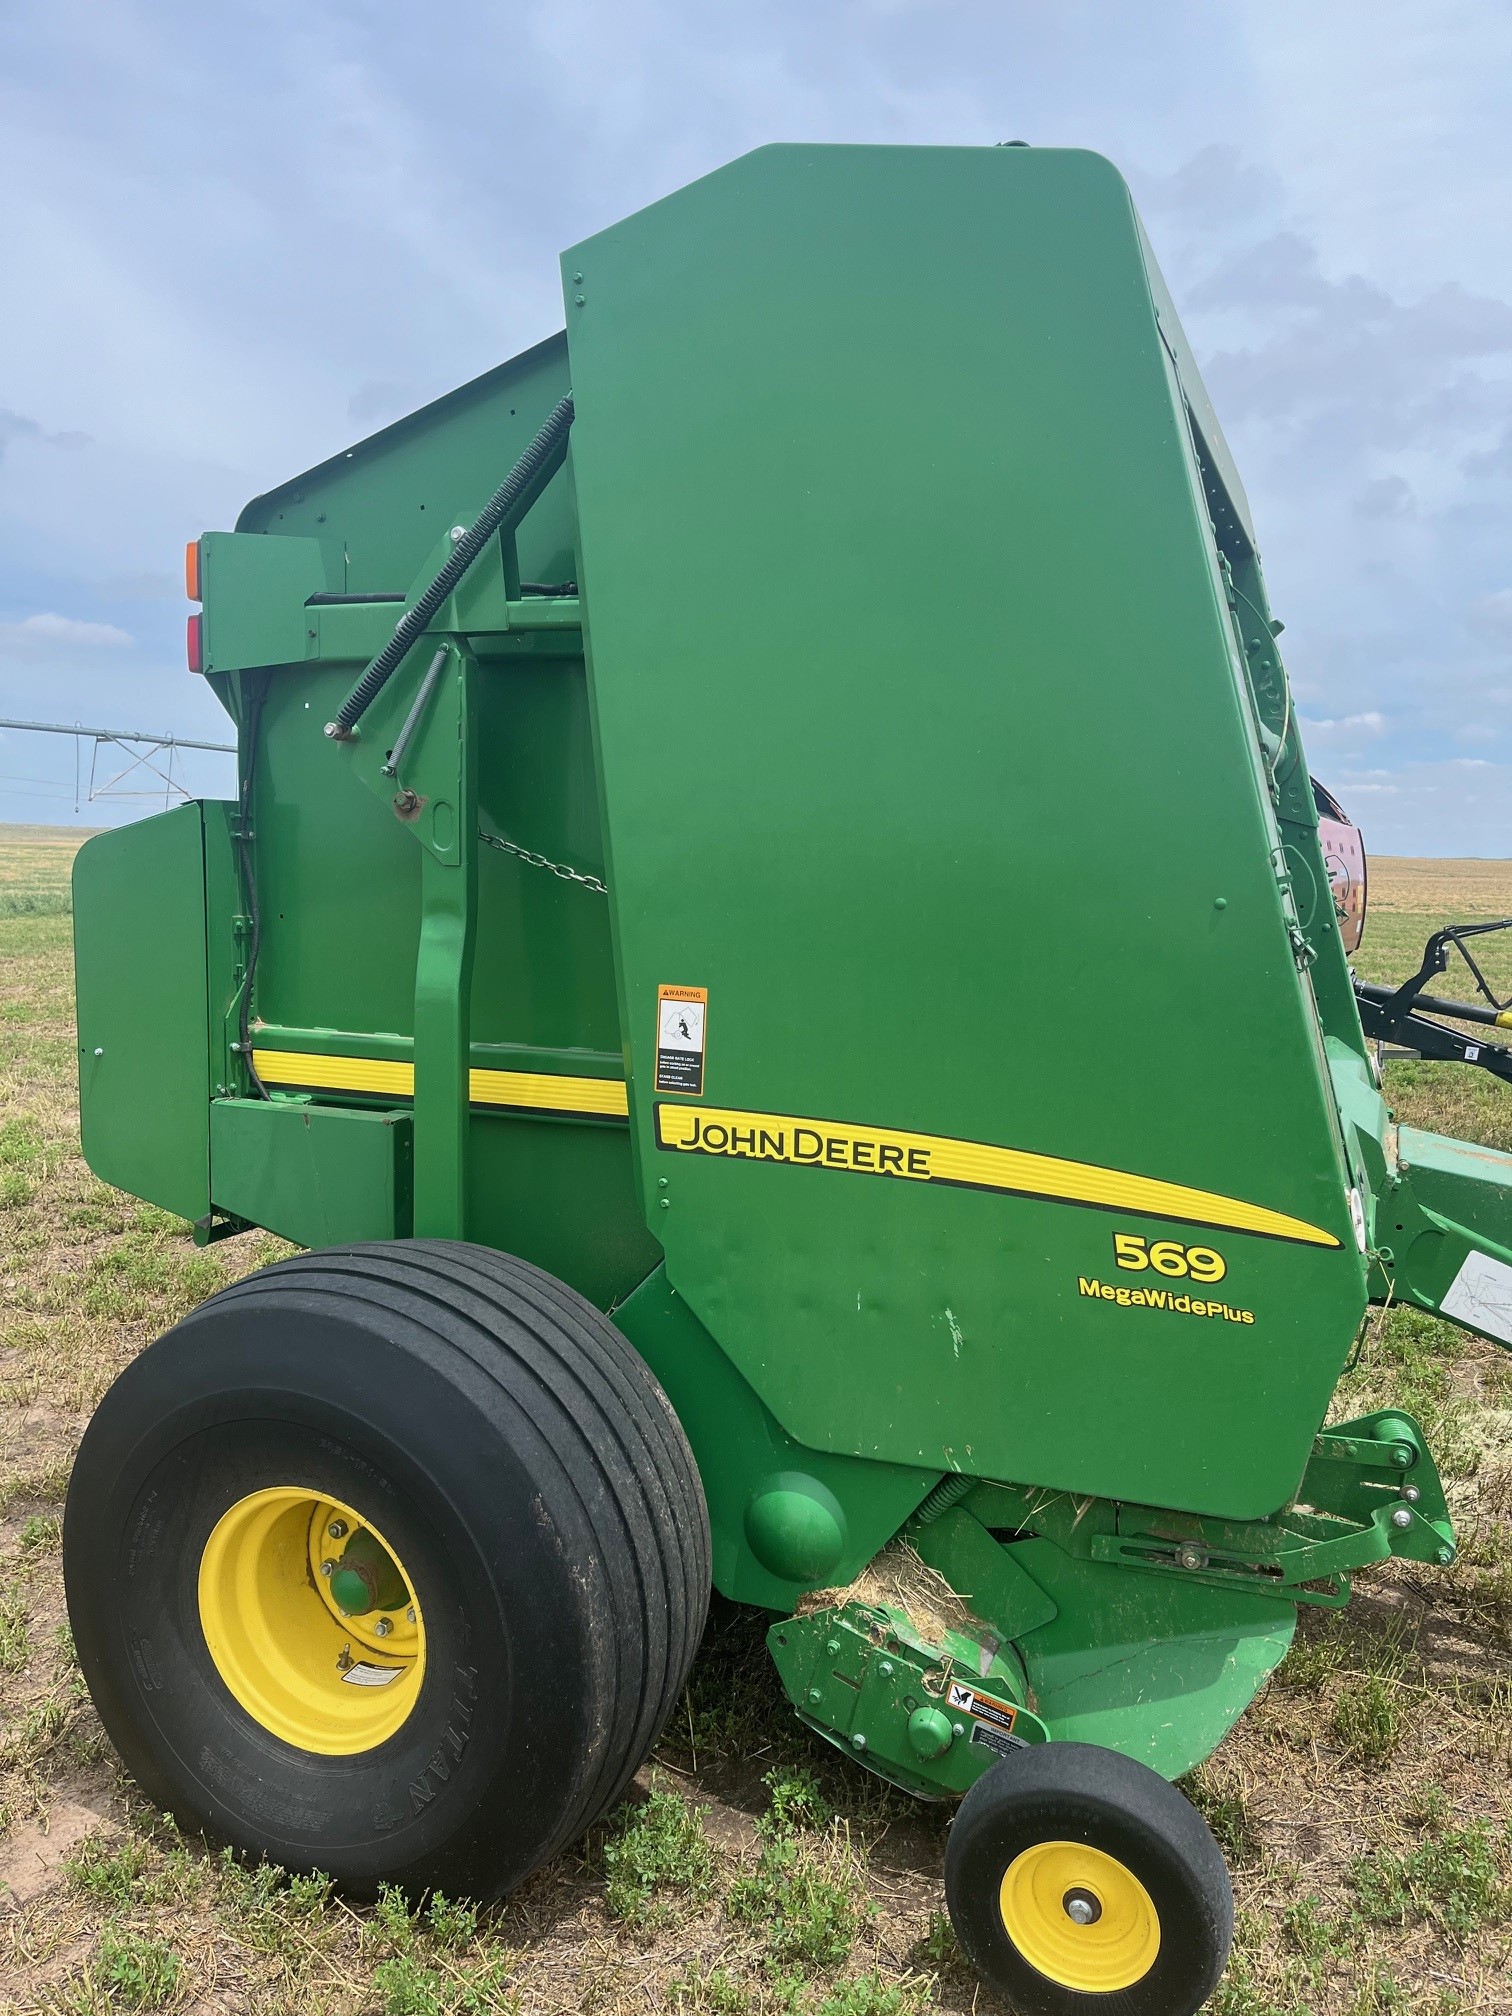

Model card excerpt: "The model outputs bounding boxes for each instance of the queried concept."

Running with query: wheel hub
[1062,1886,1102,1926]
[999,1839,1160,1993]
[198,1486,425,1755]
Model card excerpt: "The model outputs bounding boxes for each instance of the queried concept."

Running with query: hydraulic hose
[325,393,575,740]
[235,682,269,1100]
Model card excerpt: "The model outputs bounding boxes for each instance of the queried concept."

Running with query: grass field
[2,828,1512,2015]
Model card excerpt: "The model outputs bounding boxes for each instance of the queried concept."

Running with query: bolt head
[406,1606,416,1624]
[850,1732,867,1751]
[1402,1485,1420,1503]
[1063,1889,1102,1927]
[1391,1506,1414,1530]
[1175,1543,1207,1572]
[449,525,467,542]
[808,1689,823,1706]
[879,1660,894,1678]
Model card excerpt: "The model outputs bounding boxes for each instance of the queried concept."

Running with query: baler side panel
[567,143,1367,1520]
[73,804,216,1226]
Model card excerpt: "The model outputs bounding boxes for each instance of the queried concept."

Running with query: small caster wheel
[944,1743,1232,2016]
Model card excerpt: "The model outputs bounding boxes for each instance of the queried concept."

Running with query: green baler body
[73,146,1510,1785]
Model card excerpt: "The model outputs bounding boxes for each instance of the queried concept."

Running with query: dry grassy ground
[2,827,1512,2015]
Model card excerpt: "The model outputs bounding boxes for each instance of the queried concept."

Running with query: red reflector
[187,612,204,674]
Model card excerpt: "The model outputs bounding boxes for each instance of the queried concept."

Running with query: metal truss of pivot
[0,717,235,809]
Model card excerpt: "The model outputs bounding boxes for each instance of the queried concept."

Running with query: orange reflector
[187,612,204,675]
[184,538,201,602]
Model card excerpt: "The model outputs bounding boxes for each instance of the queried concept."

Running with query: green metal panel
[565,144,1366,1520]
[615,1265,937,1608]
[209,1098,413,1247]
[199,532,332,676]
[1005,1539,1296,1780]
[234,335,576,596]
[73,804,212,1224]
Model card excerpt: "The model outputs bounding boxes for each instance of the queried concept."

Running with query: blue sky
[2,0,1510,851]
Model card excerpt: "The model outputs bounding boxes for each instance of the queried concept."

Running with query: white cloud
[0,612,133,652]
[1300,711,1386,743]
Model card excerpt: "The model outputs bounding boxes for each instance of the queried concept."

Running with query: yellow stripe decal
[654,1102,1340,1248]
[251,1049,629,1119]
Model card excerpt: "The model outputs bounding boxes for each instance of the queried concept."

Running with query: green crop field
[1,824,1510,2014]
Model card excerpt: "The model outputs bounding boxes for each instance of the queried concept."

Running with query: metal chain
[479,827,607,895]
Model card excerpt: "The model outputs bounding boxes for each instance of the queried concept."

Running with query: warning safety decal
[655,986,708,1097]
[652,1101,1340,1248]
[946,1681,1027,1760]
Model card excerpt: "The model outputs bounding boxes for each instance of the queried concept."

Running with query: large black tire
[63,1241,710,1899]
[944,1743,1232,2016]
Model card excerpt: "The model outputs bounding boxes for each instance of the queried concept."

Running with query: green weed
[602,1779,716,1926]
[1351,1820,1509,1939]
[19,1509,62,1551]
[727,1831,866,1971]
[367,1900,516,2016]
[92,1927,182,2010]
[813,1976,930,2016]
[1331,1673,1404,1763]
[910,1911,958,1967]
[0,1580,28,1671]
[763,1767,831,1836]
[1281,1892,1353,1965]
[425,1890,480,1951]
[723,1761,870,1972]
[1181,1766,1260,1864]
[66,1834,152,1908]
[667,1967,757,2014]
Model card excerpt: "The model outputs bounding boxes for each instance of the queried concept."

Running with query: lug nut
[374,1617,393,1637]
[327,1519,348,1540]
[406,1606,416,1624]
[320,1559,336,1577]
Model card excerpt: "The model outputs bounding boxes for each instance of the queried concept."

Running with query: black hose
[236,683,269,1099]
[326,394,575,739]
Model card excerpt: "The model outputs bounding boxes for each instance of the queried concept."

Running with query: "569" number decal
[1113,1233,1227,1284]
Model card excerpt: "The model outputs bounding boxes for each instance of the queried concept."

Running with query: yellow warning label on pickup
[653,1103,1340,1248]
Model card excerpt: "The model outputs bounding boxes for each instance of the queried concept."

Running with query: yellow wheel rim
[999,1840,1160,1993]
[198,1487,425,1755]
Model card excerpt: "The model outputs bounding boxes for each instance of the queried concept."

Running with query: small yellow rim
[198,1487,425,1755]
[999,1839,1160,1993]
